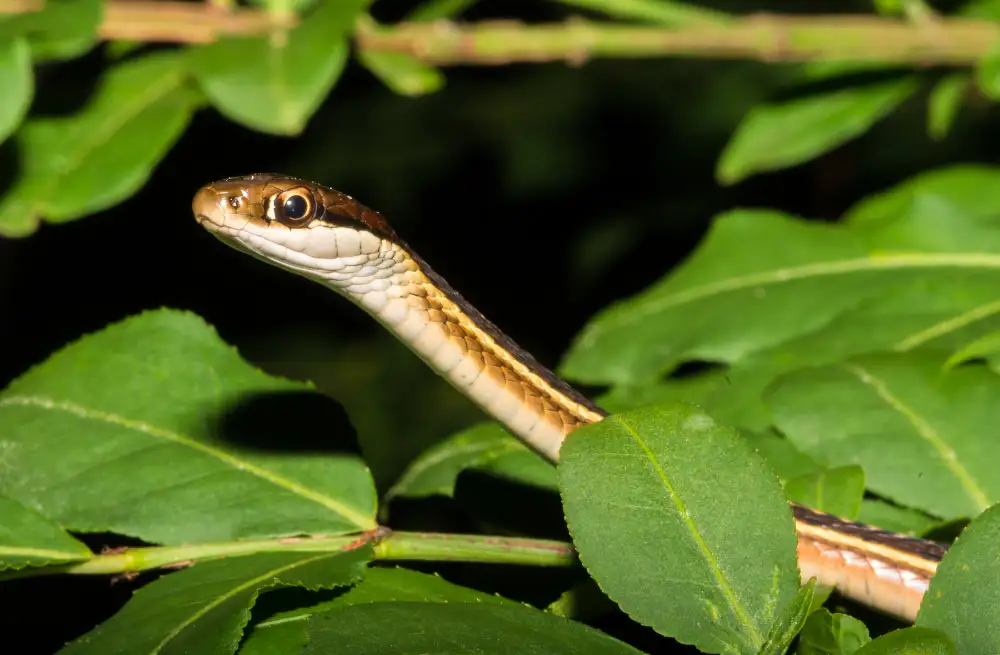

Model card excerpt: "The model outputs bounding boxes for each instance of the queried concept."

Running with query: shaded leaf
[768,354,1000,520]
[407,0,477,20]
[554,0,729,24]
[917,504,1000,653]
[191,0,367,135]
[0,37,31,146]
[560,403,799,654]
[304,602,643,654]
[597,368,728,413]
[0,493,92,569]
[744,430,822,482]
[944,328,1000,369]
[927,73,969,141]
[796,609,870,655]
[60,548,371,655]
[856,500,939,536]
[386,423,526,501]
[853,627,954,655]
[0,0,100,60]
[360,51,445,97]
[760,581,815,655]
[784,466,864,520]
[241,567,513,654]
[0,53,200,237]
[976,40,1000,100]
[717,78,918,184]
[0,309,376,544]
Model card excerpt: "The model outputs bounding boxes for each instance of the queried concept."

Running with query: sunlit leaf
[0,37,31,147]
[0,309,377,544]
[0,53,200,237]
[60,548,371,655]
[560,403,799,654]
[768,354,1000,520]
[304,602,643,654]
[717,77,918,184]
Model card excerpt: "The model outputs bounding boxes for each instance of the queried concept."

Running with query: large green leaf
[0,37,31,146]
[852,628,954,655]
[917,504,1000,653]
[560,208,1000,386]
[304,602,643,654]
[855,500,939,536]
[559,403,799,654]
[0,52,200,237]
[0,493,92,569]
[241,567,513,654]
[767,354,1000,520]
[191,0,368,135]
[0,309,377,544]
[60,548,371,655]
[717,77,918,184]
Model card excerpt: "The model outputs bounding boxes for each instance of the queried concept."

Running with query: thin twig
[99,0,295,43]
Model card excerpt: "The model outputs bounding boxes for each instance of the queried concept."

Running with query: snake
[192,172,946,623]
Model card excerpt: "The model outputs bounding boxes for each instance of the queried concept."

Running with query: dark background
[1,0,997,651]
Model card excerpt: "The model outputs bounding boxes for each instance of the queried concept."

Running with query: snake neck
[314,238,606,461]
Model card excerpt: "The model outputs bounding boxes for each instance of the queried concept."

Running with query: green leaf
[784,466,865,520]
[843,164,1000,229]
[856,500,939,536]
[945,328,1000,369]
[0,0,100,60]
[0,493,92,569]
[553,0,729,24]
[976,40,1000,100]
[359,51,445,97]
[0,309,377,544]
[596,368,728,413]
[744,430,822,482]
[241,567,513,654]
[59,548,371,655]
[0,52,200,237]
[796,609,870,655]
[927,74,969,141]
[562,208,1000,386]
[191,0,367,135]
[767,354,1000,520]
[917,504,1000,653]
[717,77,918,185]
[559,403,799,654]
[407,0,477,20]
[760,581,815,655]
[0,37,31,146]
[386,423,526,501]
[853,627,954,655]
[304,602,643,654]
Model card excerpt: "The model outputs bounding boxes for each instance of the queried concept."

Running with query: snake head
[192,173,402,286]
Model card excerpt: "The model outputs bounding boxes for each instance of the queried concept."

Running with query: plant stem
[0,530,576,581]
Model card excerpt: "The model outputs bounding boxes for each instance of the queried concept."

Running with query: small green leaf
[717,77,918,185]
[0,493,92,569]
[796,608,870,655]
[917,504,1000,653]
[304,602,643,654]
[927,74,969,141]
[59,548,371,655]
[0,0,100,60]
[554,0,729,24]
[597,368,728,413]
[856,500,939,536]
[0,37,31,146]
[760,581,815,655]
[976,40,1000,100]
[359,51,445,97]
[241,567,513,654]
[191,0,368,135]
[784,466,865,520]
[560,403,799,654]
[768,354,1000,520]
[386,423,526,501]
[853,627,954,655]
[0,309,377,544]
[945,328,1000,369]
[0,52,200,237]
[407,0,477,20]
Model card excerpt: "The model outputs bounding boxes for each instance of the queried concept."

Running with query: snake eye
[227,195,246,211]
[274,188,316,226]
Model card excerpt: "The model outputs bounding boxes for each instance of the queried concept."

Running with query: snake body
[192,173,945,623]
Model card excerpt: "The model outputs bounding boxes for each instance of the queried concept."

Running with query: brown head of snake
[193,173,946,623]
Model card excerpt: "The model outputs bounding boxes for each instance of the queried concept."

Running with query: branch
[99,1,296,43]
[355,15,1000,66]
